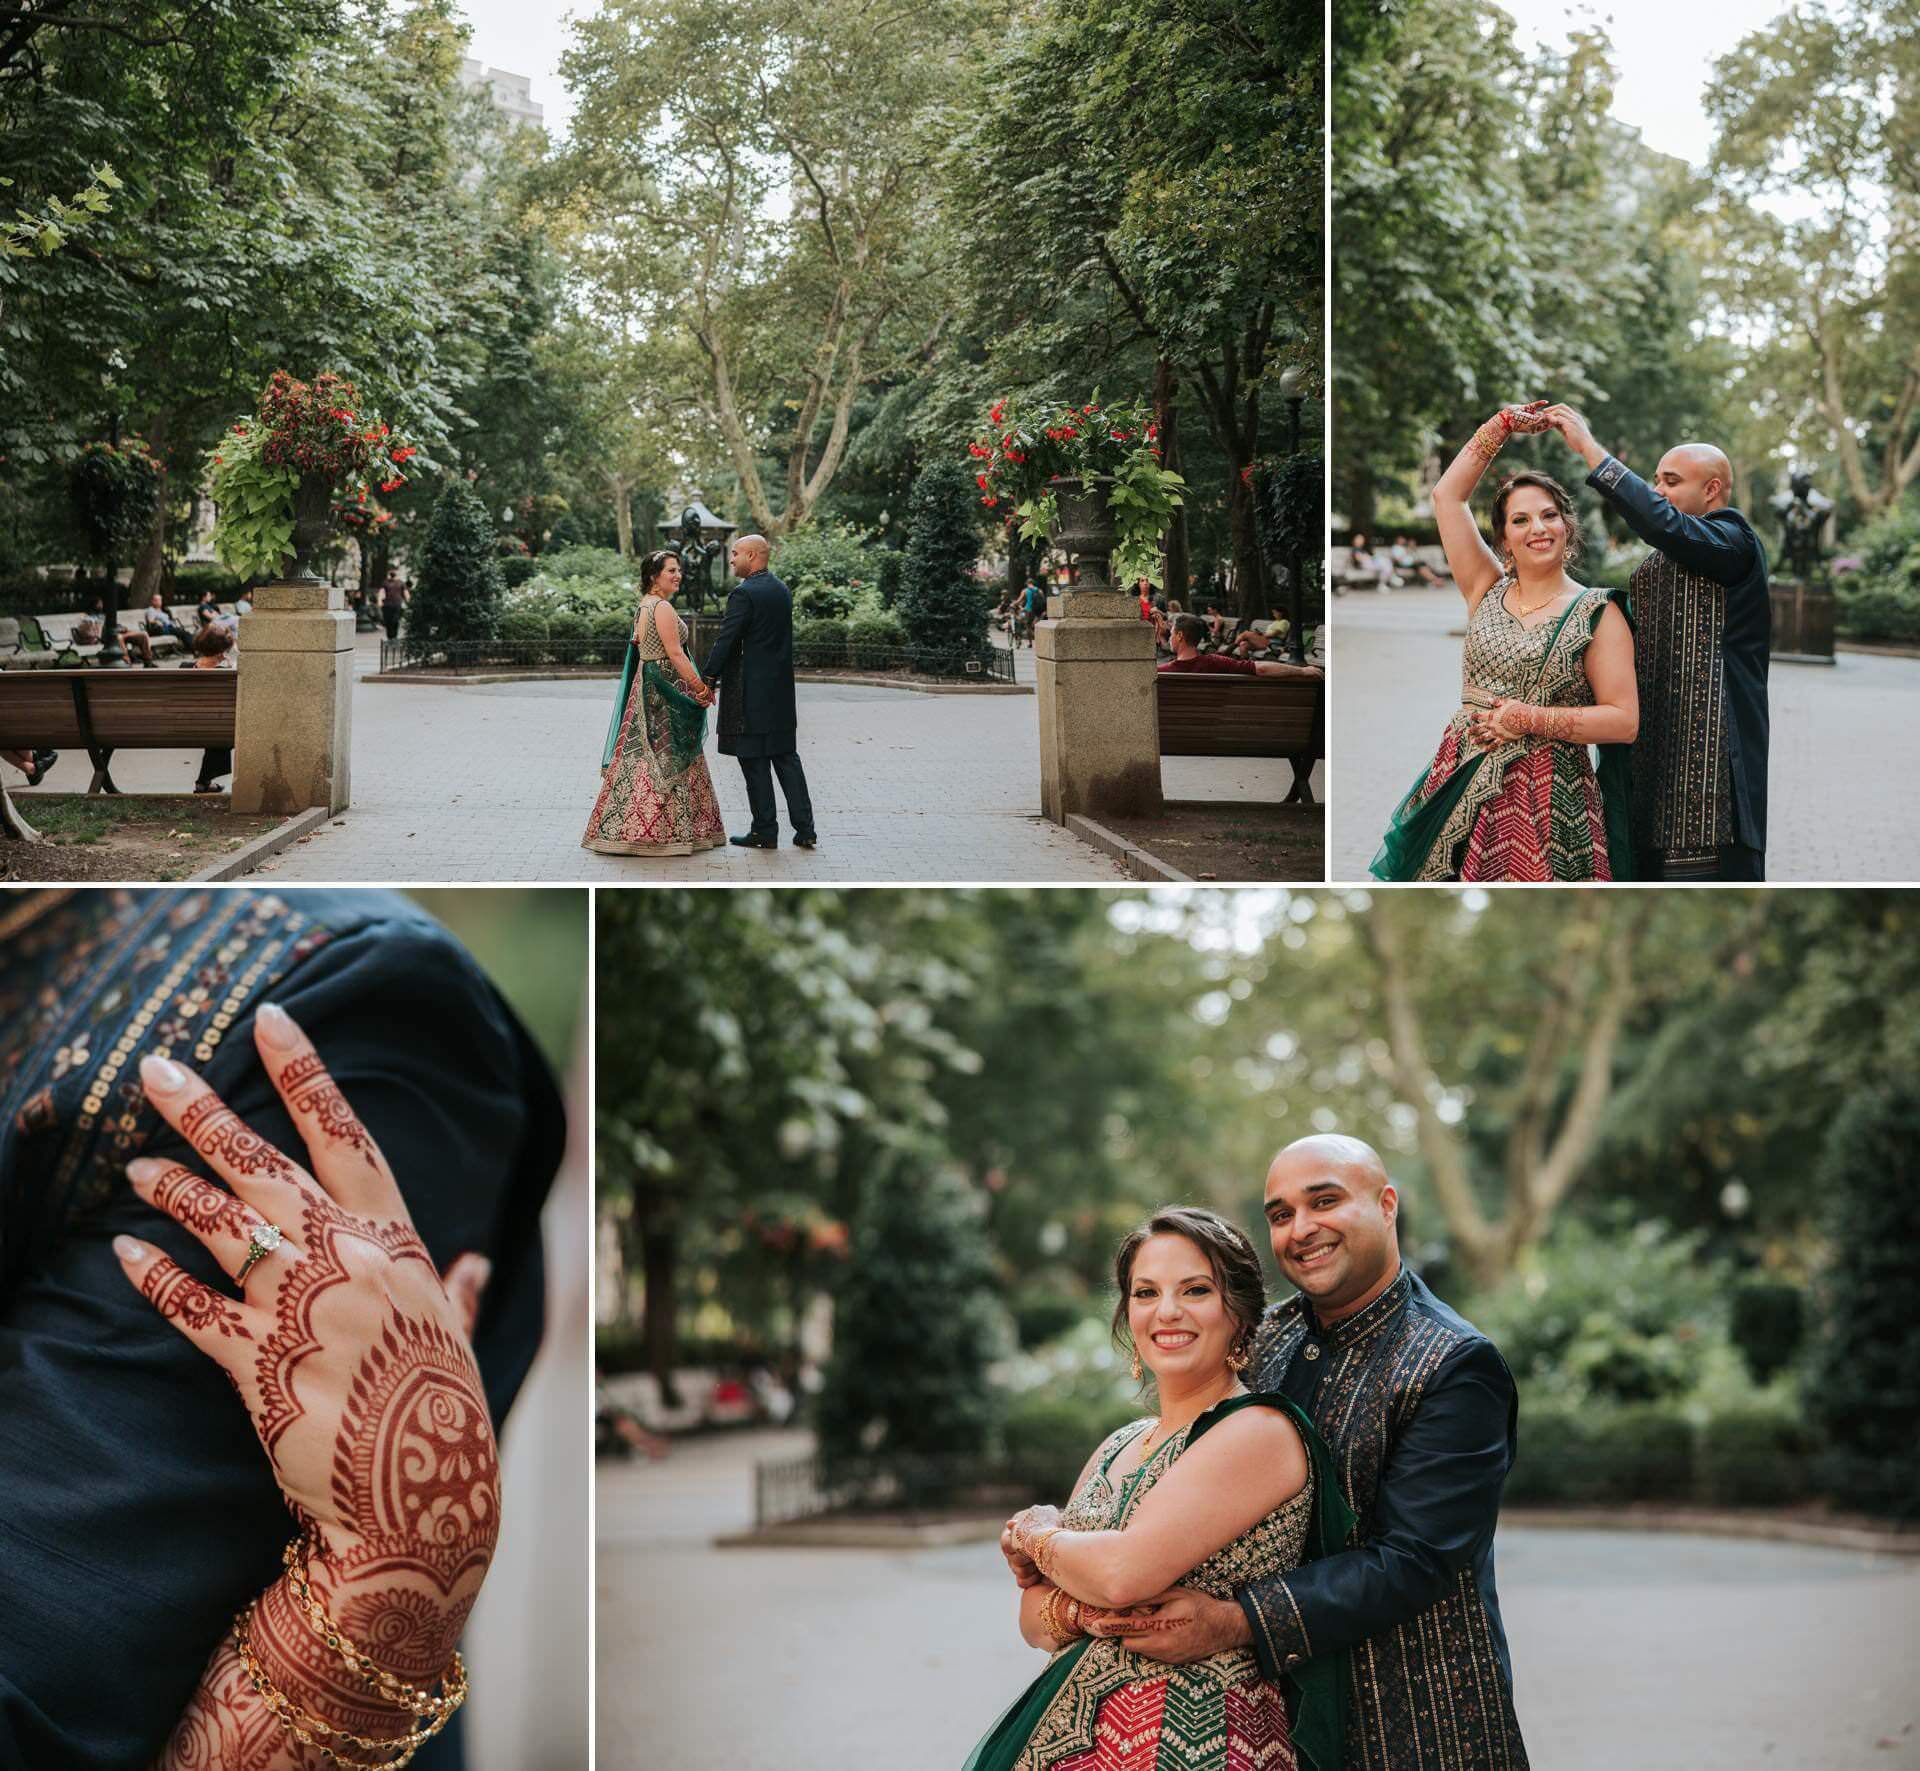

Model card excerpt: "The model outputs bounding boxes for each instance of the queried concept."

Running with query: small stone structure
[231,580,354,814]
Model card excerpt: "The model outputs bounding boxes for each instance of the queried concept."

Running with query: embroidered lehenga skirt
[582,658,725,856]
[1371,586,1631,882]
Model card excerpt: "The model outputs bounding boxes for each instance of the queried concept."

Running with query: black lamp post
[1277,365,1308,666]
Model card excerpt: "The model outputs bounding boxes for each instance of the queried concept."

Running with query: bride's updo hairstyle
[1111,1206,1266,1371]
[1489,471,1581,565]
[640,549,679,593]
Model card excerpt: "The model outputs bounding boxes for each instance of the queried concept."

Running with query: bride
[1370,402,1637,882]
[967,1208,1349,1771]
[581,549,726,857]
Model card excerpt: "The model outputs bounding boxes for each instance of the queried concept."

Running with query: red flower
[989,402,1004,423]
[981,495,998,507]
[1240,465,1255,483]
[381,477,403,493]
[976,472,990,489]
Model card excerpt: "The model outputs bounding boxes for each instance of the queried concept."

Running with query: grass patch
[2,792,287,882]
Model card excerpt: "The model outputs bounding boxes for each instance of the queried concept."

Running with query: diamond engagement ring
[237,1222,285,1286]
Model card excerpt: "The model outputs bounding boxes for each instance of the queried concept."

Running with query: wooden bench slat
[1155,671,1324,803]
[0,669,237,750]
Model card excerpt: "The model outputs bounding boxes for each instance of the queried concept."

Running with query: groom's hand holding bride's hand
[1115,1588,1252,1663]
[1541,404,1606,468]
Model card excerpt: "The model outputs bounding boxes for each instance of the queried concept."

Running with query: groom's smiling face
[1263,1136,1400,1320]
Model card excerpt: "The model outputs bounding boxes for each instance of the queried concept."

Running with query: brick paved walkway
[1331,587,1920,883]
[17,637,1312,882]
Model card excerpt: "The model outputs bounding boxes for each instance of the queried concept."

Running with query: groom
[701,533,817,851]
[1089,1135,1530,1769]
[1544,406,1771,881]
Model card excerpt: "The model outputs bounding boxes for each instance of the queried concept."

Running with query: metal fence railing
[379,636,1017,683]
[753,1453,1082,1530]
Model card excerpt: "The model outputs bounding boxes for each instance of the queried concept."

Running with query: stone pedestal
[1034,588,1164,822]
[232,580,354,815]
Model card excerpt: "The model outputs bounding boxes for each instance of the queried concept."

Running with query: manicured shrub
[1729,1278,1805,1385]
[1695,1408,1813,1508]
[171,564,245,600]
[591,607,631,666]
[500,554,538,589]
[548,608,592,653]
[406,480,504,648]
[899,462,988,674]
[1000,1391,1138,1497]
[1807,1084,1920,1519]
[498,603,550,656]
[876,549,906,608]
[814,1158,1009,1476]
[793,615,850,666]
[846,607,907,668]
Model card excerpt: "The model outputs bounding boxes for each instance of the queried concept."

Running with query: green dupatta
[600,643,709,772]
[1370,590,1635,881]
[962,1393,1353,1771]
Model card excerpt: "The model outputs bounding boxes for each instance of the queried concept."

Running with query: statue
[661,497,733,613]
[1770,468,1834,582]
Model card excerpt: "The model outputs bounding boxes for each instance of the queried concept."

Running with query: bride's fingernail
[126,1157,166,1187]
[255,1002,299,1049]
[113,1235,149,1263]
[140,1055,187,1095]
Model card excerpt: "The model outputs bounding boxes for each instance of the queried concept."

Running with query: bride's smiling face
[1126,1234,1237,1388]
[654,555,683,597]
[1500,487,1569,572]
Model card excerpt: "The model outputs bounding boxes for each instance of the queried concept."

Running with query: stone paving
[20,635,1313,882]
[1330,587,1920,883]
[598,1427,1920,1771]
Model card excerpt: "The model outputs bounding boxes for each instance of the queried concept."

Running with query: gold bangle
[1039,1585,1063,1643]
[1026,1525,1065,1580]
[283,1534,465,1720]
[233,1601,467,1769]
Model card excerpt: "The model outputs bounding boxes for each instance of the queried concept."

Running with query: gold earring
[1130,1350,1143,1382]
[1228,1340,1251,1374]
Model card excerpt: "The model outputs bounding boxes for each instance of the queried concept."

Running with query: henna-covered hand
[114,1002,498,1760]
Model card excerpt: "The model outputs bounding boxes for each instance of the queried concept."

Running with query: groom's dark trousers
[1237,1269,1530,1771]
[702,569,817,843]
[1586,454,1770,882]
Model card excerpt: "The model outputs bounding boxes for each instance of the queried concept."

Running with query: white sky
[454,0,1800,167]
[1498,0,1803,168]
[457,0,605,142]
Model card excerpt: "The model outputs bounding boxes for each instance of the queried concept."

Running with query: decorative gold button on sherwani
[1303,1343,1321,1361]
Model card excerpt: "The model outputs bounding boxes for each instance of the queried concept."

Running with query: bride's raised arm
[1014,1405,1307,1613]
[1432,403,1548,612]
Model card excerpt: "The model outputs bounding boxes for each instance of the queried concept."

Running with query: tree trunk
[129,412,172,602]
[637,1204,681,1410]
[1154,358,1190,600]
[608,471,635,556]
[1229,470,1266,622]
[1346,462,1377,541]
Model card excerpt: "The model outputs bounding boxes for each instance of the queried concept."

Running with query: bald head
[730,533,771,577]
[1655,444,1734,516]
[1262,1134,1402,1322]
[1269,1134,1391,1198]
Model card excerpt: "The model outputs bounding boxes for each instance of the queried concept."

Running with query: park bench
[1155,669,1323,805]
[0,667,238,836]
[0,618,60,671]
[1331,543,1453,594]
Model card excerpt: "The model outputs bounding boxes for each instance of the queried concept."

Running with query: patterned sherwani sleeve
[1586,458,1761,592]
[1237,1339,1518,1680]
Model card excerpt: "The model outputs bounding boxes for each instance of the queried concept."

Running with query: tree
[897,461,985,674]
[1806,1083,1920,1519]
[1707,0,1920,518]
[405,479,503,648]
[813,1155,1007,1472]
[949,0,1317,615]
[549,0,980,535]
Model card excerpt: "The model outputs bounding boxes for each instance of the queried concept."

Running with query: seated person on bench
[190,620,237,794]
[1158,613,1321,679]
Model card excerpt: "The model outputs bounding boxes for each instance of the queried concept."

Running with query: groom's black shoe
[730,832,778,849]
[793,832,818,849]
